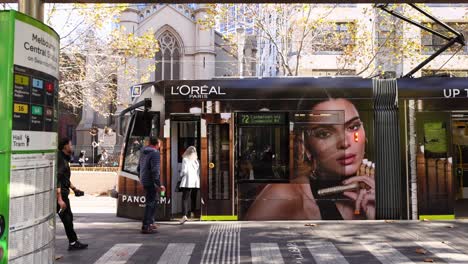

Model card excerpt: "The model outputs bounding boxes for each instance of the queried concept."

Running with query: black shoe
[68,241,88,250]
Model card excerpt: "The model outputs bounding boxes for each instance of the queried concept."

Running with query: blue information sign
[32,78,43,89]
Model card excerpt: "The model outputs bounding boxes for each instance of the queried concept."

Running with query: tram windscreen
[122,111,159,175]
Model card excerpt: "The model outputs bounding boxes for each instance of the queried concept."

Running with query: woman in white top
[179,146,200,222]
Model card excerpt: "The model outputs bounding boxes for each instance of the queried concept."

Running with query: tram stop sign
[89,127,98,136]
[0,10,59,264]
[131,85,142,99]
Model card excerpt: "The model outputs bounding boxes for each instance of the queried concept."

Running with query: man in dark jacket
[137,137,165,234]
[57,137,88,250]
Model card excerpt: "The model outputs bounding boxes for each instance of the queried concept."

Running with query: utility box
[0,10,59,264]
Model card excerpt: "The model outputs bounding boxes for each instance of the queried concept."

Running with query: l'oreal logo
[171,85,226,99]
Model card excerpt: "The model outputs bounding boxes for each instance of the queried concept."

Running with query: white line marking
[93,243,141,264]
[361,242,415,264]
[251,243,284,264]
[221,230,228,264]
[416,241,468,264]
[201,226,214,264]
[157,243,195,264]
[306,241,349,264]
[201,224,240,264]
[236,224,240,264]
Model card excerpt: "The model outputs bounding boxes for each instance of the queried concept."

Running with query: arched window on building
[155,31,181,80]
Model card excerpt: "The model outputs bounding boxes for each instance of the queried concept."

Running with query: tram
[116,77,468,221]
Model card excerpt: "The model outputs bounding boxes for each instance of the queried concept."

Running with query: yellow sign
[209,162,215,169]
[14,74,29,86]
[14,103,28,114]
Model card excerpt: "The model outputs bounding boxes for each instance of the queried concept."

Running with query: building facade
[75,4,467,161]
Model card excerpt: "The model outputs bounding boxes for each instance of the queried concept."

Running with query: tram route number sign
[238,113,287,125]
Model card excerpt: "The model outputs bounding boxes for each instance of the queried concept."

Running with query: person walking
[78,151,85,167]
[57,138,88,250]
[179,146,200,223]
[137,137,165,234]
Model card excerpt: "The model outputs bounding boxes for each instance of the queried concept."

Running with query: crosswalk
[85,224,468,264]
[306,241,349,264]
[90,241,468,264]
[94,244,142,264]
[201,224,240,264]
[415,241,468,264]
[251,243,284,264]
[362,242,415,264]
[157,243,195,264]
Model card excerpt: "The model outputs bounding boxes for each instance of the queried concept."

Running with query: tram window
[208,124,230,200]
[237,126,289,181]
[177,121,200,163]
[122,111,159,175]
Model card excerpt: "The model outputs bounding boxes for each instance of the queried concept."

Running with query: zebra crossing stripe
[305,241,349,264]
[157,243,195,264]
[89,236,468,264]
[251,243,284,264]
[361,242,415,264]
[93,243,141,264]
[201,224,241,264]
[415,241,468,263]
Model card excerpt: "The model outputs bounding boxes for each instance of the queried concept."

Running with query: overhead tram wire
[431,45,464,76]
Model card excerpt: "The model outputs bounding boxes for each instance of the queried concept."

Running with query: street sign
[131,85,142,99]
[92,141,99,148]
[0,10,59,264]
[89,127,98,136]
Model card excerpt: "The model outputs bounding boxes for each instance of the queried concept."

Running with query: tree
[336,4,426,77]
[201,4,465,78]
[202,4,347,76]
[45,4,159,117]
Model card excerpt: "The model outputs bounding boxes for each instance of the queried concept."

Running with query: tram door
[170,115,201,218]
[416,111,455,217]
[202,114,234,220]
[451,115,468,203]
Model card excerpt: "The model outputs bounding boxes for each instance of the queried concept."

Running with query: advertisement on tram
[116,77,468,221]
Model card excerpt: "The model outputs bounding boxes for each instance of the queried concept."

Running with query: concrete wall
[70,171,118,195]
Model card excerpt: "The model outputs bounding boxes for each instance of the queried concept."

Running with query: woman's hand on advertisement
[342,175,376,219]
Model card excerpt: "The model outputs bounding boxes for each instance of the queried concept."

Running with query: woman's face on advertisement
[306,99,365,177]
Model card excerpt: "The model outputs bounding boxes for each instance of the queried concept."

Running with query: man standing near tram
[137,136,165,234]
[57,137,88,250]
